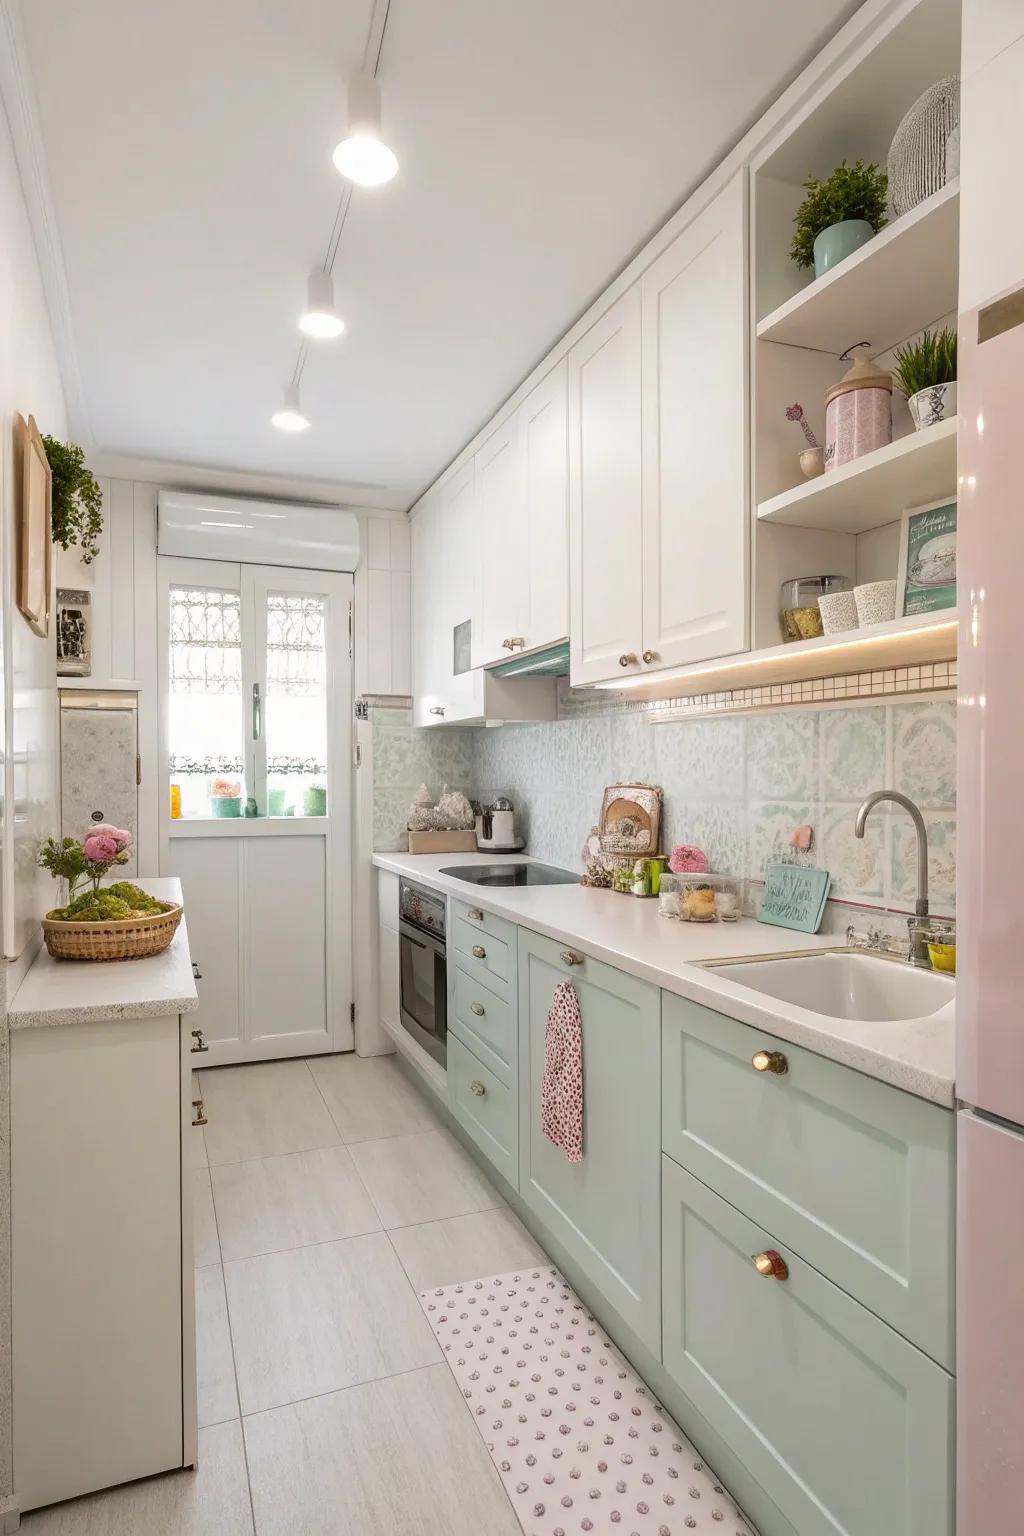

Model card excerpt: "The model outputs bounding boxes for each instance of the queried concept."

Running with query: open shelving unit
[748,0,962,661]
[757,417,958,533]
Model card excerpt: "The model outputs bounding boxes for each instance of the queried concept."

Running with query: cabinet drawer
[662,992,954,1367]
[450,964,516,1085]
[662,1158,954,1536]
[449,1035,517,1188]
[451,904,517,997]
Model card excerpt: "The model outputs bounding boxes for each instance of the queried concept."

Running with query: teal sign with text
[758,862,831,934]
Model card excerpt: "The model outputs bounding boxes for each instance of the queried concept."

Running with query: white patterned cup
[854,580,897,627]
[818,590,859,635]
[907,381,957,430]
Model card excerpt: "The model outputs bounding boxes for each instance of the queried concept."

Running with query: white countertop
[10,879,199,1030]
[374,851,955,1105]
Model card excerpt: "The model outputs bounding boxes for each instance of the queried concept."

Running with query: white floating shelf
[757,418,958,533]
[596,612,958,704]
[756,181,959,356]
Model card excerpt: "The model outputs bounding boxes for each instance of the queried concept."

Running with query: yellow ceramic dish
[928,942,956,974]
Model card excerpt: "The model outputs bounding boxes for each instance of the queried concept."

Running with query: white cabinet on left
[411,468,557,728]
[11,1011,197,1512]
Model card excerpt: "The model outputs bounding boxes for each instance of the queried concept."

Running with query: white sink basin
[706,950,954,1024]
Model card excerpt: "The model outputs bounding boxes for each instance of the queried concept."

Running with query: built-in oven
[398,879,447,1068]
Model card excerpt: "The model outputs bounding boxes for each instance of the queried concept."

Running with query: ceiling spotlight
[332,72,398,187]
[271,382,310,433]
[299,269,345,339]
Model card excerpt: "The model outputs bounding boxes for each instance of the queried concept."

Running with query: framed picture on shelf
[897,497,957,618]
[14,412,52,638]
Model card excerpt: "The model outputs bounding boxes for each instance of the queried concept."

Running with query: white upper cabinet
[438,460,481,720]
[410,488,445,727]
[568,284,644,686]
[522,358,569,655]
[640,170,748,671]
[473,416,524,668]
[473,360,570,668]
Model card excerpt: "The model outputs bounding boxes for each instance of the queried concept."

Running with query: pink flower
[83,833,119,863]
[668,844,710,875]
[91,823,132,850]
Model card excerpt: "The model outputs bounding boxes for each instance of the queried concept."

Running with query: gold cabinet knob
[470,1001,485,1017]
[502,637,525,651]
[642,650,657,664]
[467,908,484,921]
[191,1098,208,1127]
[190,1028,208,1054]
[560,949,584,966]
[618,653,638,667]
[752,1049,788,1075]
[472,944,486,959]
[469,1080,486,1098]
[752,1249,789,1280]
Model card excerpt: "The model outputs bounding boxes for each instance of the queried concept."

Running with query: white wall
[0,69,66,1515]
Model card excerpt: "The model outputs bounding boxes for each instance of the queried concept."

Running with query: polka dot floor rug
[419,1266,758,1536]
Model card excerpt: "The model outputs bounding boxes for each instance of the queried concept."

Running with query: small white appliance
[476,797,522,851]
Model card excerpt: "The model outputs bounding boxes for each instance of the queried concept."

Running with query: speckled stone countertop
[9,879,199,1030]
[374,851,956,1105]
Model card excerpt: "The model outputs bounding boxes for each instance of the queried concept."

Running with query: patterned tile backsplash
[371,696,957,918]
[470,697,957,917]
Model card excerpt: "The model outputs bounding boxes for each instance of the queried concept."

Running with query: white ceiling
[18,0,858,509]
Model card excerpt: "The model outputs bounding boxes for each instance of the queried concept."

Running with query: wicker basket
[41,903,183,962]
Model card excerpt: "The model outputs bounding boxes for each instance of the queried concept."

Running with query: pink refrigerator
[956,284,1024,1529]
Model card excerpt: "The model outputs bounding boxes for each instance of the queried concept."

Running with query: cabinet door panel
[662,1158,954,1536]
[244,835,329,1056]
[473,417,525,668]
[522,359,569,650]
[172,837,241,1052]
[641,171,748,669]
[568,286,644,685]
[450,1034,518,1188]
[518,930,661,1351]
[662,991,955,1368]
[440,460,483,719]
[411,493,445,727]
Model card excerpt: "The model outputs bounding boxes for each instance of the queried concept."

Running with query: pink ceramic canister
[823,347,892,472]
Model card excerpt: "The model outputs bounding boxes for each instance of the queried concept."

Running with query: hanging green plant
[42,435,103,564]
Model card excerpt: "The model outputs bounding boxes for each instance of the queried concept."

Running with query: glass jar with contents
[780,575,852,643]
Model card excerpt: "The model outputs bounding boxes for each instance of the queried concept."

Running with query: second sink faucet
[854,790,932,967]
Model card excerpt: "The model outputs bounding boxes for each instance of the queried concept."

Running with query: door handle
[192,961,202,980]
[190,1029,208,1054]
[469,1080,486,1098]
[560,950,584,966]
[470,1001,485,1017]
[191,1098,208,1127]
[472,944,486,959]
[252,682,262,741]
[467,908,484,922]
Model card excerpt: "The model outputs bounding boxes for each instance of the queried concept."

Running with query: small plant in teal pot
[790,160,888,279]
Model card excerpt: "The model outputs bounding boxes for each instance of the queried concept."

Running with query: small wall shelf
[756,418,958,533]
[756,181,959,355]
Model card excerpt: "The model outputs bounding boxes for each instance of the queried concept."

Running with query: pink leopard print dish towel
[541,980,584,1162]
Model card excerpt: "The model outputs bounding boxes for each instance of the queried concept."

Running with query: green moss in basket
[48,887,172,922]
[107,881,169,914]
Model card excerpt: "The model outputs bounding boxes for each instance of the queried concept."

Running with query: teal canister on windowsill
[210,795,242,818]
[303,785,327,817]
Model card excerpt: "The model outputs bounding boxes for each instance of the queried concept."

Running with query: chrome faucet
[854,790,933,967]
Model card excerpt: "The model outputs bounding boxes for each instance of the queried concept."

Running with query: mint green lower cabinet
[517,929,661,1355]
[662,1156,954,1536]
[449,1035,518,1189]
[662,992,955,1369]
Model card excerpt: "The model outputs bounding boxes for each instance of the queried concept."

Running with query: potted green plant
[790,160,889,279]
[42,436,103,564]
[892,326,958,430]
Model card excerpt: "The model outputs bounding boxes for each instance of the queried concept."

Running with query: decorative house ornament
[824,345,892,471]
[56,588,91,676]
[598,782,662,857]
[887,75,961,219]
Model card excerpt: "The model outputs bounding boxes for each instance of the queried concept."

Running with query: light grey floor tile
[196,1266,238,1428]
[389,1207,548,1291]
[22,1420,253,1535]
[223,1231,440,1414]
[199,1060,339,1166]
[243,1363,520,1536]
[349,1129,505,1229]
[193,1168,220,1268]
[309,1052,443,1142]
[211,1144,381,1261]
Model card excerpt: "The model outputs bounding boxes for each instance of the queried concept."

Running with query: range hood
[490,641,570,679]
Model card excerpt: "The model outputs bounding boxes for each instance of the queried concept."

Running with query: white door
[640,171,748,670]
[472,416,524,668]
[522,357,569,652]
[158,558,352,1064]
[568,284,644,685]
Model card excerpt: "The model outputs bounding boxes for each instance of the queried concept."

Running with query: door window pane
[265,591,328,817]
[168,586,245,819]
